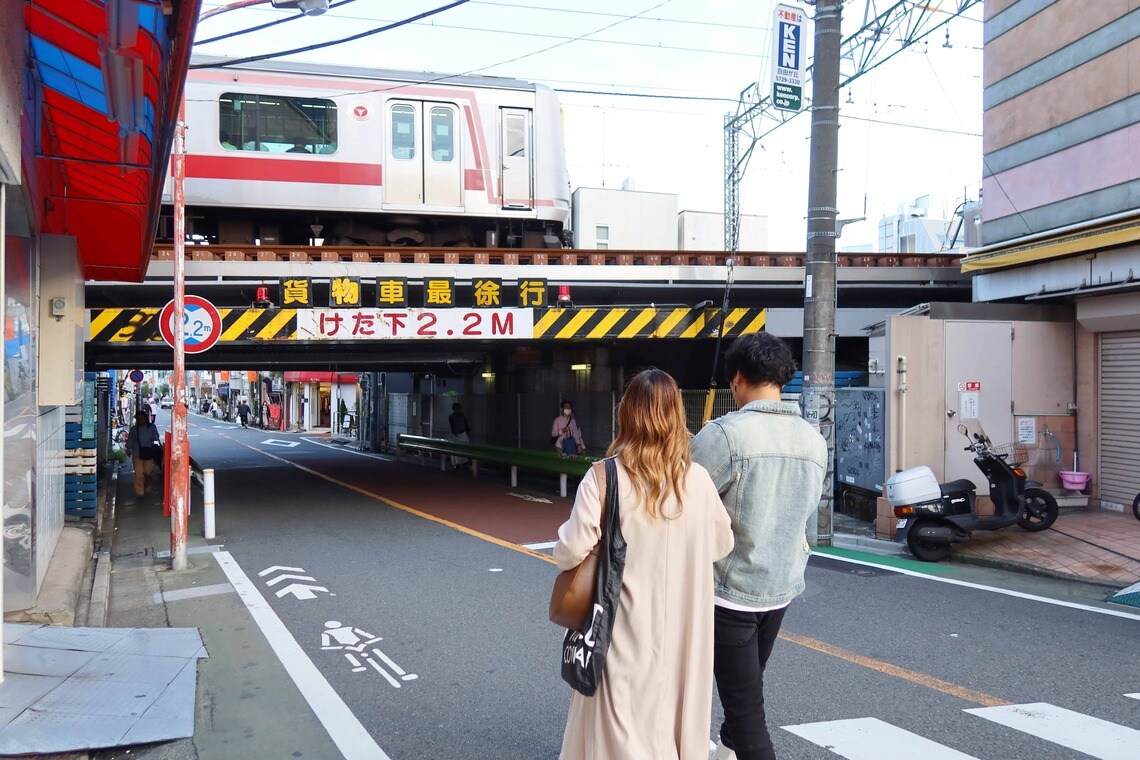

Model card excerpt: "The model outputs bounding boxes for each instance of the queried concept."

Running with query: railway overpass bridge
[85,246,969,384]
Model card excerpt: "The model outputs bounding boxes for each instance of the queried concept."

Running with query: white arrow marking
[276,583,331,601]
[266,573,318,587]
[507,492,552,504]
[258,566,306,577]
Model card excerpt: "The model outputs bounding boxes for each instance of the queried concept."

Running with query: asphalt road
[169,412,1140,759]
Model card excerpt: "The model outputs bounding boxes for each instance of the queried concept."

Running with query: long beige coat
[554,460,734,759]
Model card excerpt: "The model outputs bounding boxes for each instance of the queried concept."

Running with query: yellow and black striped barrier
[87,306,765,343]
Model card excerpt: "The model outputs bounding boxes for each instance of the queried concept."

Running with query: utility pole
[170,114,190,571]
[802,0,842,547]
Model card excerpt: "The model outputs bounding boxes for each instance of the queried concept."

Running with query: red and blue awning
[25,0,201,281]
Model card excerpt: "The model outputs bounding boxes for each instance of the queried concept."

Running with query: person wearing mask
[448,402,471,469]
[237,399,252,429]
[551,400,584,457]
[126,410,162,499]
[692,333,827,760]
[555,369,734,759]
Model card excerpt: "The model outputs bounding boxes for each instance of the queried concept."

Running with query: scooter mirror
[956,423,969,436]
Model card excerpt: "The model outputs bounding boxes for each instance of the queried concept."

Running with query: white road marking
[266,573,318,586]
[813,551,1140,621]
[154,582,235,604]
[1125,693,1140,701]
[155,545,224,559]
[301,437,395,461]
[507,492,552,503]
[521,541,558,550]
[262,438,302,448]
[965,703,1140,760]
[259,565,306,576]
[212,424,238,429]
[213,551,390,760]
[276,583,332,601]
[488,568,503,573]
[783,717,978,759]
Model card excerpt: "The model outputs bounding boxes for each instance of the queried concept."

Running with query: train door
[384,101,462,208]
[500,107,533,210]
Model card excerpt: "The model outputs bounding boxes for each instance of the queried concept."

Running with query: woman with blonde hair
[555,368,734,759]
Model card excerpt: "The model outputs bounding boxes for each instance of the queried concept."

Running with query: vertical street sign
[772,4,808,113]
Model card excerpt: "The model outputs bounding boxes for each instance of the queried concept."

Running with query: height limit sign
[771,4,807,113]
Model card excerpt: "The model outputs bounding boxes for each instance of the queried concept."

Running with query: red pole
[170,109,190,571]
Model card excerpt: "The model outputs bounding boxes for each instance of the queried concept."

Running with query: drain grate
[1107,580,1140,609]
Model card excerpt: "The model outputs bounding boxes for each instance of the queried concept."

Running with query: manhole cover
[800,580,824,598]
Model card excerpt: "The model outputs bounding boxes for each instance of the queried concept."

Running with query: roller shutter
[1099,331,1140,506]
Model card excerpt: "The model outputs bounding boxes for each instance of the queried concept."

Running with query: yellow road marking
[618,308,657,339]
[555,308,597,339]
[587,308,628,339]
[88,309,120,339]
[778,631,1010,707]
[256,309,296,340]
[196,421,1009,707]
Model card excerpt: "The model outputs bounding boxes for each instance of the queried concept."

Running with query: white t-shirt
[715,596,790,614]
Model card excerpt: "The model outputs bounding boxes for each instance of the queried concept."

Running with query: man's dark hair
[452,403,461,412]
[724,333,797,388]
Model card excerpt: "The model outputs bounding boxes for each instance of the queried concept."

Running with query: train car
[162,57,571,248]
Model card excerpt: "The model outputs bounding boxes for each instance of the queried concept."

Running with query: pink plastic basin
[1059,471,1090,491]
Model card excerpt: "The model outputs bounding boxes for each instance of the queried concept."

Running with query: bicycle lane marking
[214,550,391,760]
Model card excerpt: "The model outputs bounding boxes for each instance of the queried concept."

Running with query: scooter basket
[990,443,1029,467]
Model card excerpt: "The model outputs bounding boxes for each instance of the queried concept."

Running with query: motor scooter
[887,422,1059,562]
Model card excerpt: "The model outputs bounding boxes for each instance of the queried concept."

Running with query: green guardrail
[397,434,596,496]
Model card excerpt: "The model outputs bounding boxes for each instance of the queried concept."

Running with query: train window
[430,107,454,163]
[218,92,338,154]
[504,114,526,158]
[391,105,416,160]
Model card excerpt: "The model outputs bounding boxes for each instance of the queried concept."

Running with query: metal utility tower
[723,0,981,252]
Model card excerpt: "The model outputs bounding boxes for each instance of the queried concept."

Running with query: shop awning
[961,211,1140,274]
[25,0,201,281]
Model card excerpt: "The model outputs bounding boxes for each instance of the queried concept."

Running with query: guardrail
[397,434,595,497]
[153,244,963,268]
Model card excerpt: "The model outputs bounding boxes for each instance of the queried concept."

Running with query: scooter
[887,422,1059,562]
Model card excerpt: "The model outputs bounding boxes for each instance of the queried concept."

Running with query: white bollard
[203,468,216,540]
[559,473,568,498]
[510,466,518,487]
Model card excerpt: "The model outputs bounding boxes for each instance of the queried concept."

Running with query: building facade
[964,0,1140,510]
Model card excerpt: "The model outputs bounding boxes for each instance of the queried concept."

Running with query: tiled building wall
[981,1,1140,245]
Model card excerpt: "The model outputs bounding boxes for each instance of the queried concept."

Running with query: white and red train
[164,57,571,248]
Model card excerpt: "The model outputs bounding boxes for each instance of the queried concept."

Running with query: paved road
[166,412,1139,759]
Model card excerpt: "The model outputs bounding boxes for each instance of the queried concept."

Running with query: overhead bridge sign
[772,4,807,113]
[296,308,534,340]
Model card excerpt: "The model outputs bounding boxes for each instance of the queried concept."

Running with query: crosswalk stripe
[965,703,1140,760]
[783,718,979,759]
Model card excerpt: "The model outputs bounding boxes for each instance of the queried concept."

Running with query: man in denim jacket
[692,333,827,760]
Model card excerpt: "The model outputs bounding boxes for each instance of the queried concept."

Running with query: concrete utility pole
[802,0,842,547]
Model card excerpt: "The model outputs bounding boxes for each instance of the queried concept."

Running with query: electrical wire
[189,0,472,70]
[555,88,737,103]
[841,113,980,137]
[469,1,770,32]
[195,0,357,46]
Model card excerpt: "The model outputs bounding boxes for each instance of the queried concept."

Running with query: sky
[193,0,985,251]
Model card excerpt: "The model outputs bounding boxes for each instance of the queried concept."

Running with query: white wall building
[571,187,677,250]
[877,194,962,254]
[678,211,769,251]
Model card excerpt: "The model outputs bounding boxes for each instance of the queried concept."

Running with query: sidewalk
[839,507,1140,587]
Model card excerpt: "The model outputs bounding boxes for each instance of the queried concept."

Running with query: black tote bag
[561,457,626,696]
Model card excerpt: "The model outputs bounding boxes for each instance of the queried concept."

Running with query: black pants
[713,605,788,760]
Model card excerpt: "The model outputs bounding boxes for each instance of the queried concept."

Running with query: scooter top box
[886,466,942,507]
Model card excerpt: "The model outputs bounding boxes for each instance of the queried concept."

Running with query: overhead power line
[195,0,357,46]
[468,1,770,32]
[190,0,471,69]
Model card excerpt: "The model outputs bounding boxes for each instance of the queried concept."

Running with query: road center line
[778,631,1009,707]
[213,551,390,760]
[812,548,1140,622]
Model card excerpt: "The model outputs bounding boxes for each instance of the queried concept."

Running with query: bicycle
[1133,491,1139,522]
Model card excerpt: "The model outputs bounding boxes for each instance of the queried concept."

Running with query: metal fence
[382,388,800,455]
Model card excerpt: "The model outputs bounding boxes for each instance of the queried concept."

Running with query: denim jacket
[691,399,827,608]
